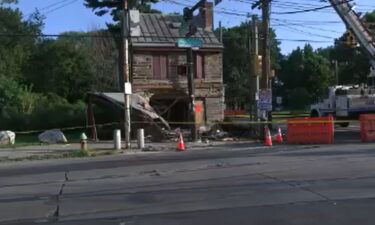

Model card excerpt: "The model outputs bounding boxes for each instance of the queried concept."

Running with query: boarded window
[152,54,168,79]
[195,53,204,79]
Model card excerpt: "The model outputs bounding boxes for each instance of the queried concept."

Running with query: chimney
[199,1,213,31]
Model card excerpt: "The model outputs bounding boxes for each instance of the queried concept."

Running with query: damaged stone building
[130,2,224,127]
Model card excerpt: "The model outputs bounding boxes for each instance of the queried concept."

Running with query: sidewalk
[0,139,261,162]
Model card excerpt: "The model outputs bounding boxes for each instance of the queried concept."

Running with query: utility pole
[334,60,339,85]
[219,21,223,43]
[252,0,271,131]
[182,0,209,142]
[261,0,270,90]
[186,47,197,141]
[250,15,259,135]
[120,0,131,149]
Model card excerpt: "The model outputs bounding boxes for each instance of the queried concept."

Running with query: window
[175,53,204,78]
[177,65,187,76]
[152,54,168,79]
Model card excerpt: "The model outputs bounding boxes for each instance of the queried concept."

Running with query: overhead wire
[43,0,79,15]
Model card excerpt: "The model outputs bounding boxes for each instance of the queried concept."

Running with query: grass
[0,129,87,148]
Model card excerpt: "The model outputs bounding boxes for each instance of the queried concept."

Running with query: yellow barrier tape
[13,119,358,135]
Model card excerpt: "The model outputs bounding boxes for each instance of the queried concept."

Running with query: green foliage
[0,94,86,131]
[0,0,17,5]
[288,88,311,110]
[220,21,281,108]
[84,0,160,20]
[0,7,42,81]
[364,10,375,22]
[25,36,92,102]
[278,44,333,108]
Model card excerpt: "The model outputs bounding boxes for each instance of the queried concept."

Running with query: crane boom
[328,0,375,73]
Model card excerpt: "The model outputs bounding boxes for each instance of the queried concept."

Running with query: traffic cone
[275,127,283,144]
[264,127,273,146]
[176,133,186,151]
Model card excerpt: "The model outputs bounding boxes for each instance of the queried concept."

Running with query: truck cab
[311,85,375,124]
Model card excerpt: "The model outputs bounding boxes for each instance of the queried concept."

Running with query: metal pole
[114,129,121,150]
[187,48,197,141]
[121,0,131,149]
[137,129,145,149]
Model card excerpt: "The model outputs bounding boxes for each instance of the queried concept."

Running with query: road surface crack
[46,171,69,222]
[257,172,332,202]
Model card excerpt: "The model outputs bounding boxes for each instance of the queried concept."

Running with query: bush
[0,94,86,132]
[288,88,311,110]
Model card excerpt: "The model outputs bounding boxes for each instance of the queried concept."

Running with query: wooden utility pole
[334,60,339,85]
[261,0,270,89]
[252,0,272,130]
[250,15,259,126]
[219,21,223,42]
[186,47,197,141]
[120,0,131,149]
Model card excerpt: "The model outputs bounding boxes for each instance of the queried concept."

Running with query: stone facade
[132,49,224,123]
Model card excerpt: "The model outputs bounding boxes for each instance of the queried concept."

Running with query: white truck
[310,85,375,126]
[310,0,375,126]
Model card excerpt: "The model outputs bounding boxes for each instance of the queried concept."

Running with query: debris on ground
[0,131,16,145]
[38,130,68,144]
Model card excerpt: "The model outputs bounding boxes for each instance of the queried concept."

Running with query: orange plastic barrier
[287,117,334,144]
[360,114,375,142]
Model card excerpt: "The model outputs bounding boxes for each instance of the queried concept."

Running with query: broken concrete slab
[38,130,68,144]
[0,131,15,145]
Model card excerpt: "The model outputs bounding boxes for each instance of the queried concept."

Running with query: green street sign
[176,38,203,48]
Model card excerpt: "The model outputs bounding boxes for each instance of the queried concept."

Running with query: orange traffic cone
[177,133,186,151]
[264,127,273,146]
[275,127,283,144]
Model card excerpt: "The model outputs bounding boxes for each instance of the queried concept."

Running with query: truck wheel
[310,110,319,117]
[339,122,349,127]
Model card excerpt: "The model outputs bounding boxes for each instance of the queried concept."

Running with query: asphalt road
[1,126,375,225]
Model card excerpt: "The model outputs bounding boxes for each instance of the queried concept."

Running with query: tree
[88,30,119,92]
[25,35,92,102]
[0,7,43,82]
[84,0,160,20]
[0,0,17,5]
[364,10,375,22]
[220,21,281,109]
[315,11,375,86]
[278,44,332,108]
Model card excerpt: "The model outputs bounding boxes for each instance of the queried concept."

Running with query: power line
[0,32,339,43]
[25,0,71,17]
[272,19,343,34]
[274,22,336,39]
[44,0,79,15]
[272,0,354,15]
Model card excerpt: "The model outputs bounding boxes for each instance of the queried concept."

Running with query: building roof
[131,13,222,49]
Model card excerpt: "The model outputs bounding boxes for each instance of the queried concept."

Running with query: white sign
[257,89,272,111]
[276,96,282,105]
[124,82,132,95]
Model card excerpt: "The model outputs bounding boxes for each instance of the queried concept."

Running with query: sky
[15,0,375,54]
